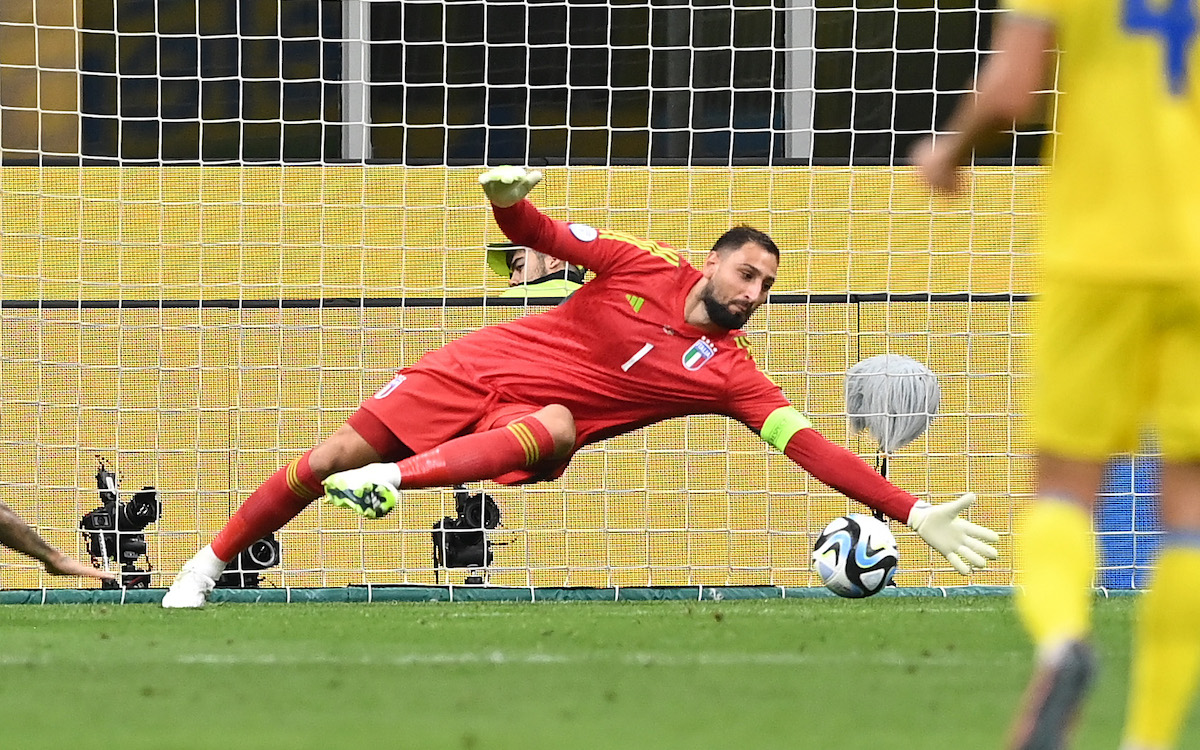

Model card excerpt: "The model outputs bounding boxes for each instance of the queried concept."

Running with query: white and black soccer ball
[812,513,899,598]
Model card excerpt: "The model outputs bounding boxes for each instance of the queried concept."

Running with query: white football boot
[161,545,224,608]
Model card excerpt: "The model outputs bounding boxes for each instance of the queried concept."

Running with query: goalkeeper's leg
[1008,454,1101,750]
[162,423,390,609]
[164,405,573,607]
[1121,463,1200,750]
[324,405,574,518]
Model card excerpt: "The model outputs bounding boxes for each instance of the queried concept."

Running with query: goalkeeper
[163,166,999,608]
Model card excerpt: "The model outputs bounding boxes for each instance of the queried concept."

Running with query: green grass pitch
[1,596,1194,749]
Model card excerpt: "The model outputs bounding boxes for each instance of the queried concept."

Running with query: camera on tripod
[79,457,159,589]
[432,485,502,584]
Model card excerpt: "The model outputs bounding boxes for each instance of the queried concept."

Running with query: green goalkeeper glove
[906,492,1000,576]
[479,165,543,208]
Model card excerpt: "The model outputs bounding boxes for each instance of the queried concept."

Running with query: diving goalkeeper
[163,166,999,608]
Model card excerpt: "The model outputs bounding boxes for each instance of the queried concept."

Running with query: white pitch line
[164,650,1011,668]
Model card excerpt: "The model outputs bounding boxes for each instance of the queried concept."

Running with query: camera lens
[461,499,483,529]
[119,487,160,529]
[81,507,114,531]
[246,538,280,568]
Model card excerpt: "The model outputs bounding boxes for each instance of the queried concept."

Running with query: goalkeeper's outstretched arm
[759,407,1000,575]
[481,166,628,278]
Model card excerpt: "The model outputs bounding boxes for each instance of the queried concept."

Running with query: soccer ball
[812,513,899,598]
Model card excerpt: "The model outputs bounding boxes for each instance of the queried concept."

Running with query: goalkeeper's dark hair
[710,226,780,259]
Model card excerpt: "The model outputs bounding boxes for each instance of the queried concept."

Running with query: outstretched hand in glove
[907,492,1000,576]
[479,165,544,208]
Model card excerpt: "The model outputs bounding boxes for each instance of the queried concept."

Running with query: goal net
[0,0,1096,593]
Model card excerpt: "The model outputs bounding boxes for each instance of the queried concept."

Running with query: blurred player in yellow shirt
[912,0,1200,748]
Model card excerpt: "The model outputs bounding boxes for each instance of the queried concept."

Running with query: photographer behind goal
[488,241,585,300]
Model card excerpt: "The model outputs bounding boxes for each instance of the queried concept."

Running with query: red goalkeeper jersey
[423,199,789,447]
[368,199,920,521]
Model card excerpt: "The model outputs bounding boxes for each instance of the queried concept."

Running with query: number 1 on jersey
[621,343,654,372]
[1123,0,1198,96]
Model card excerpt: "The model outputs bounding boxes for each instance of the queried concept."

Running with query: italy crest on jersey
[682,337,716,371]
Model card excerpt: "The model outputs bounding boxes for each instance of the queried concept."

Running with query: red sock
[211,451,323,562]
[397,417,556,489]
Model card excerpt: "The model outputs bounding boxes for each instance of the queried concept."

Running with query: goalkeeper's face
[699,242,778,330]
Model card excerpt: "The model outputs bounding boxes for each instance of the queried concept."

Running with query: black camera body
[80,459,160,589]
[216,533,281,589]
[432,485,502,583]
